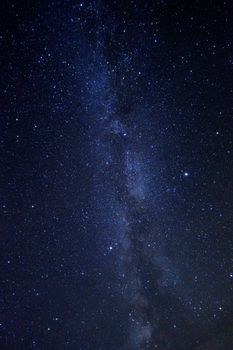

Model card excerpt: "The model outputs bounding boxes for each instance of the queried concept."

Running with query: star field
[1,1,233,349]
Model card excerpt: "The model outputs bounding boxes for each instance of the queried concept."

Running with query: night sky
[1,1,233,349]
